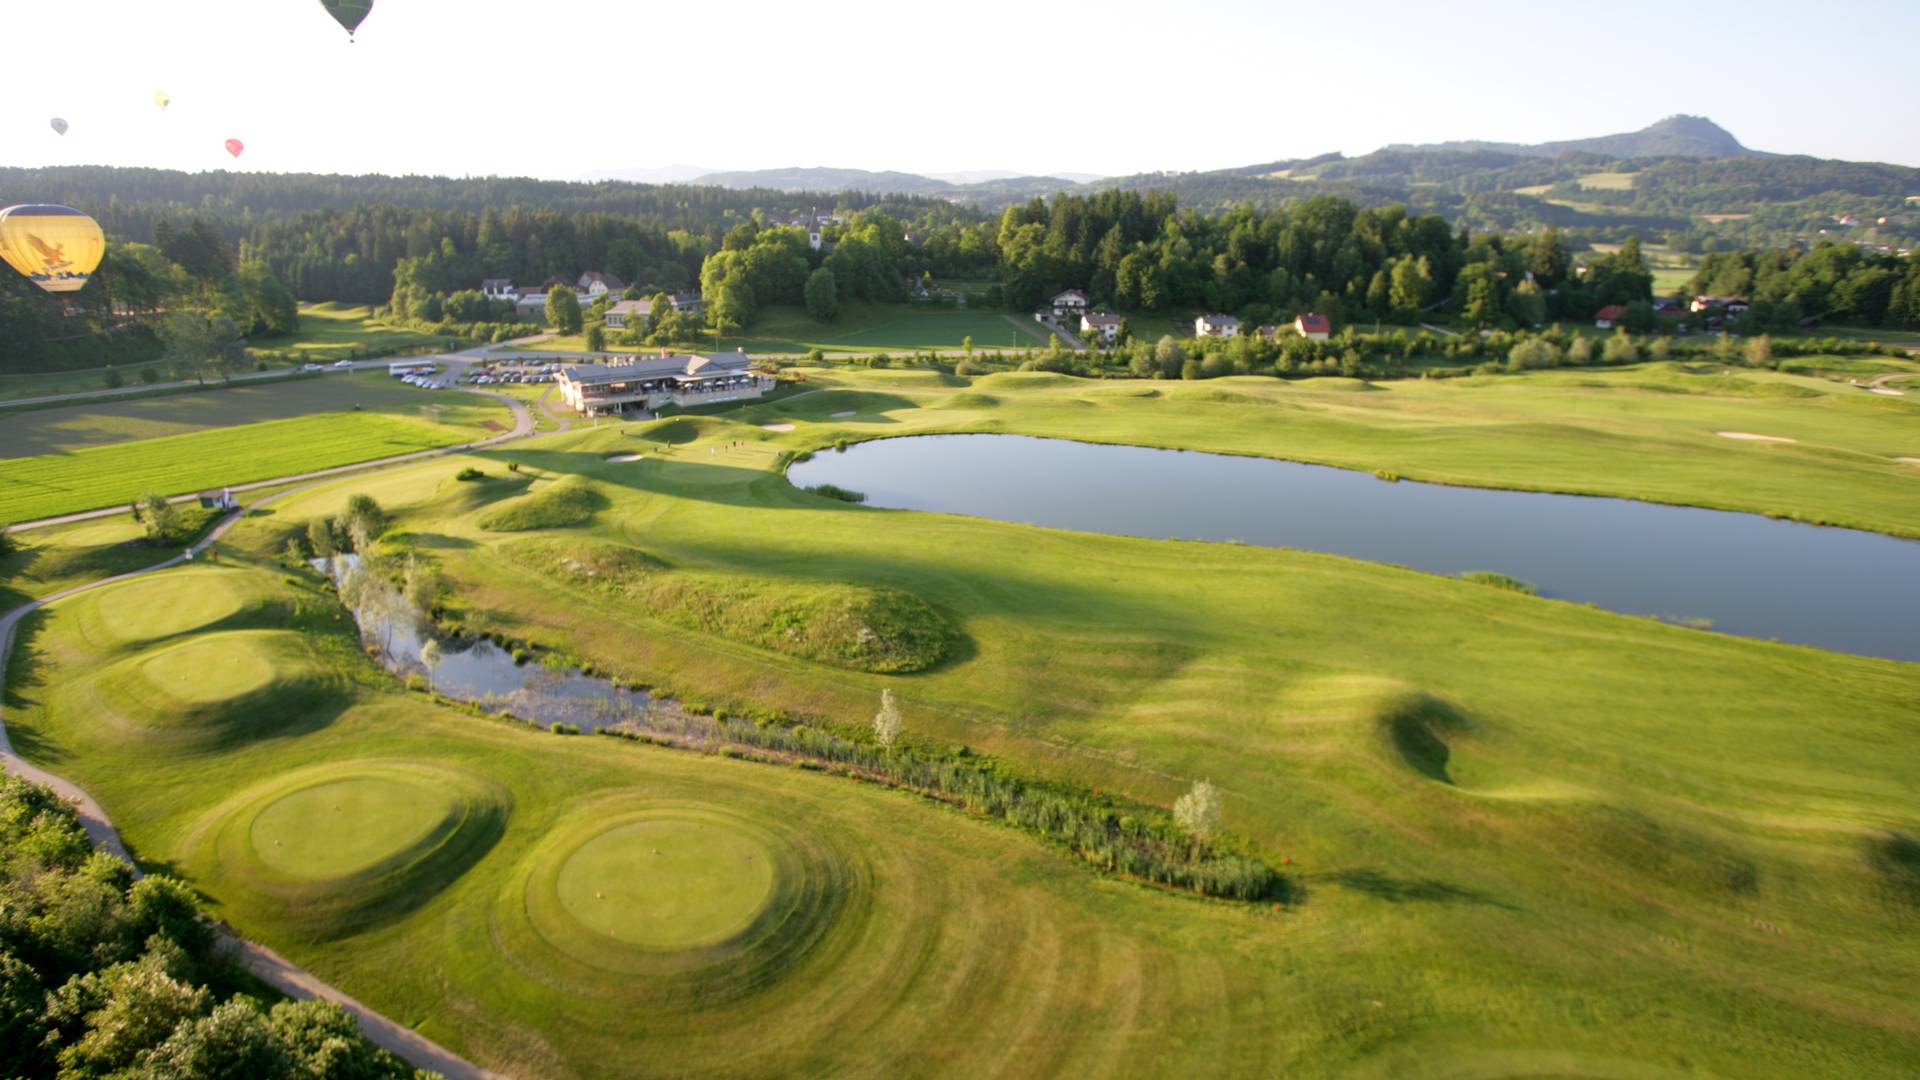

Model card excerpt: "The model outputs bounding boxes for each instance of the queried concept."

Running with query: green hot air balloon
[319,0,373,41]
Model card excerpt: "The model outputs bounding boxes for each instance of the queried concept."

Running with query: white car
[299,363,323,372]
[332,359,354,369]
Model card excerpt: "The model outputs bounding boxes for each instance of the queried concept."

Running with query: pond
[318,555,654,732]
[787,434,1920,662]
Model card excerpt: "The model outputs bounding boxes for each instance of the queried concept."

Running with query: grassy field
[268,302,455,361]
[1575,171,1637,191]
[11,361,1920,1075]
[0,509,219,607]
[0,401,505,522]
[0,371,501,459]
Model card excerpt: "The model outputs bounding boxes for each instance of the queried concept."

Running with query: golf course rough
[188,761,509,939]
[503,799,854,999]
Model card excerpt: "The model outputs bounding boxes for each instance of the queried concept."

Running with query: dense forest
[3,165,1917,378]
[0,777,424,1078]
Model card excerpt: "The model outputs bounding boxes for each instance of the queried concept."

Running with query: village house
[1294,313,1331,341]
[1194,313,1240,338]
[514,288,552,317]
[1690,295,1750,314]
[481,279,517,302]
[554,351,771,417]
[668,291,705,315]
[1080,311,1122,343]
[604,299,648,330]
[1255,325,1282,341]
[1050,289,1090,320]
[578,271,627,299]
[1593,304,1628,329]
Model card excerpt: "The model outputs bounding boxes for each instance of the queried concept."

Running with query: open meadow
[0,377,508,521]
[7,359,1919,1077]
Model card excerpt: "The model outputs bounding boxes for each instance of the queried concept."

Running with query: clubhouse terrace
[554,351,772,416]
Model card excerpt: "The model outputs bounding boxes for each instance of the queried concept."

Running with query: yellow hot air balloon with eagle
[0,205,106,293]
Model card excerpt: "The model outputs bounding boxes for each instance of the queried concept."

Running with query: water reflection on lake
[788,433,1920,661]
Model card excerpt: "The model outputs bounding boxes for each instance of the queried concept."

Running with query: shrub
[550,722,581,735]
[1459,571,1538,595]
[806,483,866,504]
[454,466,486,482]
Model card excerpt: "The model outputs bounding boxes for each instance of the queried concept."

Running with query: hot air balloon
[154,91,170,110]
[224,139,244,158]
[0,205,106,294]
[50,118,68,136]
[319,0,373,41]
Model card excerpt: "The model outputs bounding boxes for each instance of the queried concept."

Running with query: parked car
[332,359,354,369]
[299,363,323,372]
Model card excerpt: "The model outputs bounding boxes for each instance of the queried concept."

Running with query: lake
[787,434,1920,662]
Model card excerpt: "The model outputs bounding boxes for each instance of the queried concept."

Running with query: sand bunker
[762,423,796,432]
[1717,431,1797,443]
[1897,457,1920,466]
[1868,387,1905,397]
[831,411,856,418]
[607,454,644,463]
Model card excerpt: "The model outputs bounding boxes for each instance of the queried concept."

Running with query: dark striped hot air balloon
[319,0,374,42]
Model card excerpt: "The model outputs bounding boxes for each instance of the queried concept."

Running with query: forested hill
[0,166,976,245]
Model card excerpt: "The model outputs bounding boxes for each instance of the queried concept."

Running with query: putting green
[138,636,275,704]
[249,776,456,880]
[89,572,247,643]
[555,818,778,950]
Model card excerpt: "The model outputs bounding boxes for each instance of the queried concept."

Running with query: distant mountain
[929,169,1106,185]
[694,167,955,196]
[582,163,714,184]
[1386,115,1758,160]
[690,166,1094,205]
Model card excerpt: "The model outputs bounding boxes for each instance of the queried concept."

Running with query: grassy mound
[499,800,851,999]
[503,539,954,673]
[73,571,251,645]
[189,761,508,939]
[86,631,341,749]
[973,371,1085,390]
[934,392,999,409]
[478,476,605,531]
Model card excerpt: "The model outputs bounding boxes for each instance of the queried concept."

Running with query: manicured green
[0,407,503,522]
[13,359,1920,1076]
[0,509,220,606]
[551,815,778,949]
[249,775,454,880]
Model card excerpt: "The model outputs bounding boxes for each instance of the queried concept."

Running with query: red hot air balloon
[224,139,245,158]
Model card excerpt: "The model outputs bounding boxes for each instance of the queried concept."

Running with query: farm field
[9,360,1920,1077]
[0,371,499,458]
[0,404,505,522]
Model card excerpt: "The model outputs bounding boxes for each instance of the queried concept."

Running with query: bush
[478,476,605,531]
[550,722,581,735]
[454,466,486,482]
[806,483,866,504]
[1459,571,1538,595]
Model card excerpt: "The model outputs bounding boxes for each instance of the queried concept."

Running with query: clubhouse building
[554,351,771,416]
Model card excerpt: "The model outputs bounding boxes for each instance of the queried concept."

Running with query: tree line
[0,776,426,1078]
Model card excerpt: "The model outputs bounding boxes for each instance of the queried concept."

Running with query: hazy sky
[7,0,1917,181]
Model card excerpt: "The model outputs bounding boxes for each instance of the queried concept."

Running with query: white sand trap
[762,422,796,432]
[608,454,644,463]
[1717,431,1797,443]
[1897,457,1920,465]
[831,410,856,418]
[1868,387,1905,397]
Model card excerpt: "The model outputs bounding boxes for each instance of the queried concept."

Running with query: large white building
[554,352,770,416]
[1194,313,1241,338]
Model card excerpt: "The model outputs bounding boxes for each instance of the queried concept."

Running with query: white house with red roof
[1293,313,1331,340]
